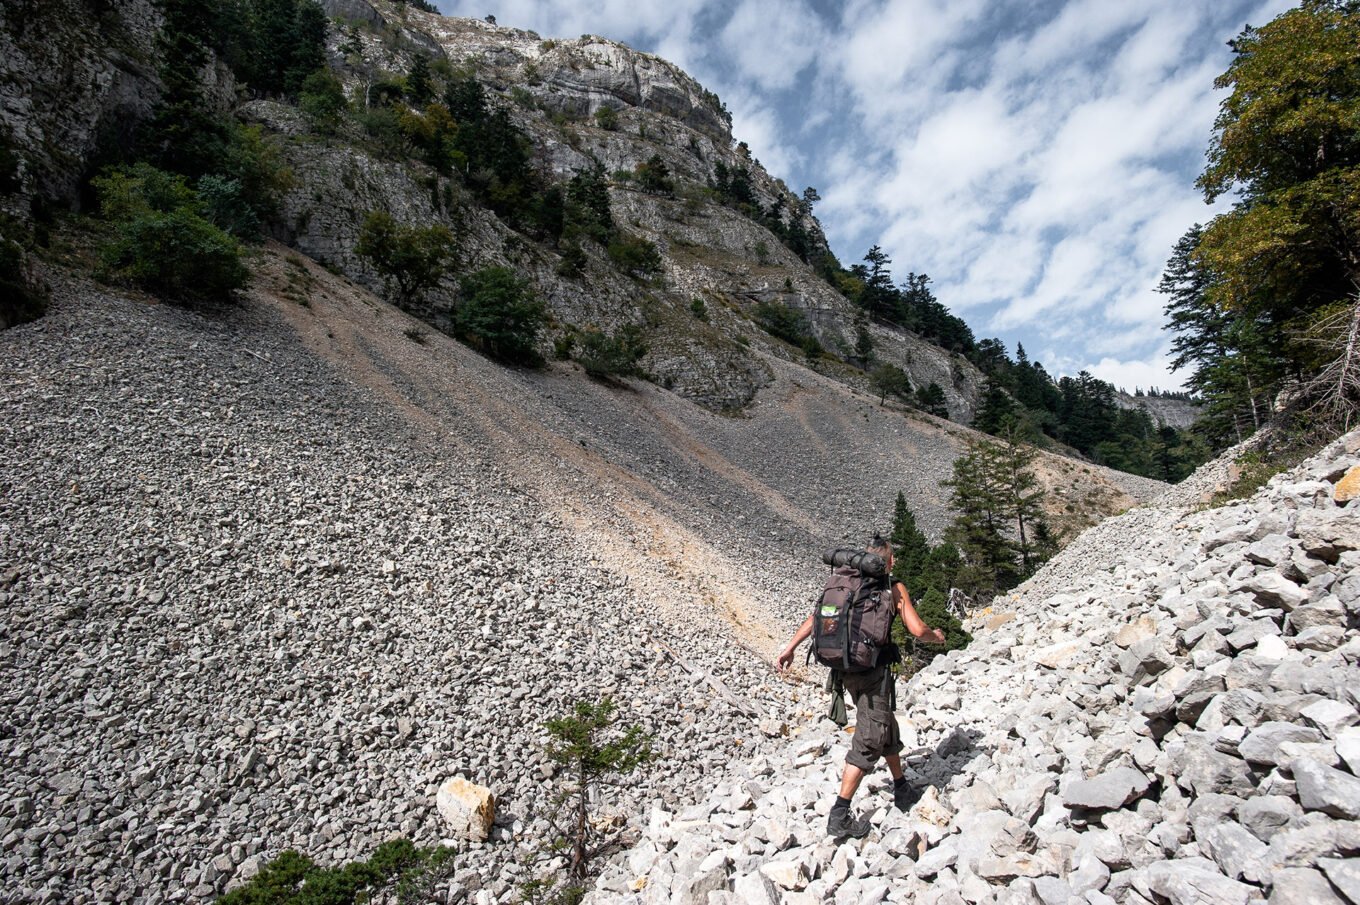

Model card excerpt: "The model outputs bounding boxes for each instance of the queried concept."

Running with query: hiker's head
[867,533,892,567]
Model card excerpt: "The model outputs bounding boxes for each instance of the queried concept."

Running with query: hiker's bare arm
[776,614,814,671]
[895,583,946,644]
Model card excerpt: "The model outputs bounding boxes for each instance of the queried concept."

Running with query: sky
[434,0,1298,392]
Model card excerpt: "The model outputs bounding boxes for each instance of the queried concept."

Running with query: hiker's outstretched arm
[776,614,814,670]
[895,583,946,644]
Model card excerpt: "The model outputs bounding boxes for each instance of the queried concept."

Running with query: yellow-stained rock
[984,612,1016,631]
[435,777,495,841]
[1335,465,1360,502]
[1115,615,1159,648]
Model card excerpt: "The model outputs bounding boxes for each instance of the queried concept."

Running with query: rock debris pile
[591,432,1360,905]
[0,278,799,904]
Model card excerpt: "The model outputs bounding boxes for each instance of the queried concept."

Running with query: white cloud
[726,89,800,178]
[1085,349,1184,393]
[718,0,824,91]
[834,0,989,116]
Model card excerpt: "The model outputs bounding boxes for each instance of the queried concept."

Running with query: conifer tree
[870,364,911,405]
[943,438,1018,594]
[888,491,931,599]
[522,698,652,903]
[971,376,1018,436]
[916,382,949,418]
[405,54,434,105]
[994,426,1050,578]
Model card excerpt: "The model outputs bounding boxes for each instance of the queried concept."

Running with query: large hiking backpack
[810,548,896,673]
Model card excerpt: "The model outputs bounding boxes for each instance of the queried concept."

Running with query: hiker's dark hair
[867,533,891,558]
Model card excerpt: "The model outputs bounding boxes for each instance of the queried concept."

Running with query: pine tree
[1160,223,1280,445]
[916,382,949,418]
[888,491,931,599]
[971,376,1018,436]
[859,245,897,321]
[943,438,1019,594]
[891,587,972,675]
[871,364,911,405]
[994,427,1050,578]
[524,698,652,902]
[405,54,433,105]
[566,163,614,243]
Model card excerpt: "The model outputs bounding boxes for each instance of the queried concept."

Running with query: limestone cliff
[1115,391,1202,431]
[274,0,989,417]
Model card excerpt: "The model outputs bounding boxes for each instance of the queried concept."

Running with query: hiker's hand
[776,646,795,671]
[928,628,946,644]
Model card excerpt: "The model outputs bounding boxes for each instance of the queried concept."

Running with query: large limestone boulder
[436,777,495,841]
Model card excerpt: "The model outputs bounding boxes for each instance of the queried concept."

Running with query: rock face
[1114,391,1202,430]
[0,0,163,210]
[0,0,992,420]
[587,431,1360,904]
[420,16,733,140]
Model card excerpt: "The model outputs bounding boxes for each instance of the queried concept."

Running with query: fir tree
[888,491,931,599]
[405,54,434,105]
[971,376,1018,436]
[994,426,1050,578]
[523,698,652,902]
[943,438,1018,595]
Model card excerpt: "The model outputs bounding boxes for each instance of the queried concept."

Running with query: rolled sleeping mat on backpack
[822,548,887,578]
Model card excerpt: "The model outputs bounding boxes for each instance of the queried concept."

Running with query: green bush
[454,266,545,365]
[575,325,647,379]
[299,68,349,126]
[355,210,456,307]
[593,105,618,131]
[553,330,577,360]
[606,234,661,277]
[754,300,813,348]
[556,240,586,278]
[634,154,673,194]
[99,208,249,302]
[196,175,261,240]
[690,296,708,321]
[93,165,249,303]
[356,107,407,156]
[217,838,455,905]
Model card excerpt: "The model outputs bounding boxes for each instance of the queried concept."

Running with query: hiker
[775,535,947,839]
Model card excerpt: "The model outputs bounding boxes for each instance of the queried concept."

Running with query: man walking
[776,535,947,838]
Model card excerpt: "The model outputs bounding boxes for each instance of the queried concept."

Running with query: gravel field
[0,252,1163,902]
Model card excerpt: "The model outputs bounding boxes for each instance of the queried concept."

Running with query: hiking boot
[827,807,871,839]
[893,783,920,812]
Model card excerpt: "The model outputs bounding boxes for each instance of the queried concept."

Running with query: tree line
[968,345,1208,482]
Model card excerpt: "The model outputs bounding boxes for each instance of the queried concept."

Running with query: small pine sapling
[522,698,652,904]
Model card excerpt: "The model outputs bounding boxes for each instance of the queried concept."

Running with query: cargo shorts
[843,666,902,771]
